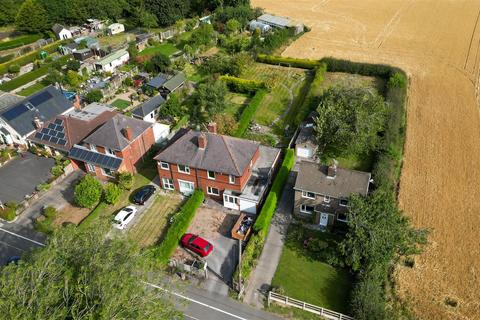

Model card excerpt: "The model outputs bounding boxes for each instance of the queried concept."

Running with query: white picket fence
[268,291,354,320]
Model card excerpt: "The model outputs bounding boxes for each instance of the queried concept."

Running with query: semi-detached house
[154,124,281,214]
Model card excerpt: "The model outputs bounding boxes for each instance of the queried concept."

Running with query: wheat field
[251,0,480,318]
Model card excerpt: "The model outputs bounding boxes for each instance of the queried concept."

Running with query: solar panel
[34,132,43,139]
[1,104,29,121]
[50,136,59,144]
[69,146,122,170]
[54,119,63,125]
[41,128,50,134]
[29,91,52,107]
[55,131,65,139]
[58,139,67,146]
[48,123,57,130]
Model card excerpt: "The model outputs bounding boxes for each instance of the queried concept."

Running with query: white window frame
[162,178,174,190]
[101,167,114,177]
[178,164,190,174]
[323,195,331,203]
[339,199,349,207]
[302,191,316,200]
[229,175,235,184]
[90,144,97,152]
[207,171,216,180]
[224,195,238,204]
[106,148,116,156]
[87,163,96,172]
[160,161,170,170]
[337,212,348,222]
[207,186,220,196]
[300,204,314,214]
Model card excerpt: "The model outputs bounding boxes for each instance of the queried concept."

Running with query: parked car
[181,233,214,257]
[133,185,156,205]
[5,256,20,265]
[113,206,137,229]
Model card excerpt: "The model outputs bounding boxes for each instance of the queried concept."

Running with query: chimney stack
[327,162,337,179]
[207,122,217,134]
[123,126,133,141]
[73,94,81,110]
[33,117,44,129]
[198,133,207,149]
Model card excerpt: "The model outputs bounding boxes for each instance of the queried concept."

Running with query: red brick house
[154,124,281,214]
[69,114,155,179]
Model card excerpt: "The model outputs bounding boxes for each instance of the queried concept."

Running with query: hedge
[235,149,295,282]
[77,202,107,230]
[319,57,403,79]
[0,54,14,64]
[0,55,71,91]
[0,34,44,51]
[153,189,204,264]
[220,75,267,94]
[256,54,321,70]
[0,39,65,75]
[234,89,267,137]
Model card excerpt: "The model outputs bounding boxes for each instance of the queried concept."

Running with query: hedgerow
[256,54,321,69]
[233,89,266,137]
[220,75,266,94]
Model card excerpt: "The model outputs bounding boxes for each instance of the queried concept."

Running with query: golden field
[251,0,480,319]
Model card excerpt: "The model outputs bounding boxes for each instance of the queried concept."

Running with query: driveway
[0,153,54,204]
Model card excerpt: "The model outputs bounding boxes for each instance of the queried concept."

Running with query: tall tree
[0,0,23,26]
[145,0,190,26]
[15,0,49,33]
[314,86,387,161]
[190,77,227,125]
[0,221,179,319]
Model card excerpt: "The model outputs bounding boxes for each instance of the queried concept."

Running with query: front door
[178,180,194,195]
[319,212,329,227]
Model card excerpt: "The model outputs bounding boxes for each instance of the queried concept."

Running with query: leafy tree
[159,93,184,120]
[116,172,134,190]
[225,18,241,34]
[0,0,22,26]
[314,86,387,161]
[215,5,257,27]
[0,221,180,319]
[74,175,103,208]
[211,113,238,135]
[85,89,103,103]
[44,68,64,86]
[15,0,49,33]
[65,70,81,88]
[190,78,227,125]
[128,41,139,59]
[66,59,81,72]
[144,53,171,73]
[224,0,250,6]
[145,0,190,26]
[103,182,122,205]
[189,23,215,49]
[78,39,89,49]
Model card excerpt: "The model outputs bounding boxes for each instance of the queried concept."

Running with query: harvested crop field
[252,0,480,319]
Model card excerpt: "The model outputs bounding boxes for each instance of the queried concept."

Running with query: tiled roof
[132,95,165,118]
[162,72,186,92]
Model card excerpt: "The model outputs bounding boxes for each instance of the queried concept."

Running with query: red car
[181,233,214,257]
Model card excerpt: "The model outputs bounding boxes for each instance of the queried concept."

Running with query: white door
[178,180,194,195]
[319,212,329,227]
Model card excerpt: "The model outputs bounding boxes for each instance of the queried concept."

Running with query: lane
[0,225,46,265]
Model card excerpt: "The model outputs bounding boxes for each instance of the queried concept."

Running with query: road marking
[0,240,26,252]
[0,228,45,247]
[185,315,201,320]
[144,282,248,320]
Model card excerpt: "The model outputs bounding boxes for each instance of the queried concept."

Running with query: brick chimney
[207,122,217,134]
[73,94,81,110]
[33,117,44,129]
[123,126,133,141]
[327,162,337,179]
[198,133,207,149]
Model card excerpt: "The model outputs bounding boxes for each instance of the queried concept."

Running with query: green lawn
[224,92,249,119]
[111,99,131,110]
[241,63,307,127]
[139,43,180,57]
[0,34,43,51]
[17,81,47,96]
[272,226,352,316]
[337,152,375,172]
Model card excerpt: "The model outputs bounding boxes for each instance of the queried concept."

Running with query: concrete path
[243,172,296,308]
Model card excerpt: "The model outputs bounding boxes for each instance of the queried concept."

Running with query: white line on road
[144,282,248,320]
[185,315,201,320]
[0,228,45,247]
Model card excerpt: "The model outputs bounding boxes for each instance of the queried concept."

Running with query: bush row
[0,40,65,75]
[236,149,295,281]
[319,57,404,79]
[0,34,44,51]
[153,189,204,264]
[0,54,14,64]
[220,75,267,94]
[256,54,321,70]
[234,89,267,138]
[0,55,71,91]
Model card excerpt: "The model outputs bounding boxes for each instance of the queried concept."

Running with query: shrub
[74,175,103,209]
[85,90,103,103]
[34,206,57,234]
[51,165,64,177]
[153,190,204,264]
[36,182,51,191]
[116,172,134,190]
[103,182,122,205]
[0,202,17,221]
[219,75,266,94]
[256,54,321,69]
[8,64,20,74]
[234,90,266,137]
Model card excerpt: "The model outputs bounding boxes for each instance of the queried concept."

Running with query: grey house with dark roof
[0,86,74,146]
[132,95,165,123]
[294,161,371,228]
[155,124,281,214]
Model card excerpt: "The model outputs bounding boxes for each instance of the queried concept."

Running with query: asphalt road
[0,222,45,265]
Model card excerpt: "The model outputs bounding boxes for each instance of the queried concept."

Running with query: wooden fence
[268,291,354,320]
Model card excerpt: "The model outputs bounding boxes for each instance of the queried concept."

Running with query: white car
[113,206,137,230]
